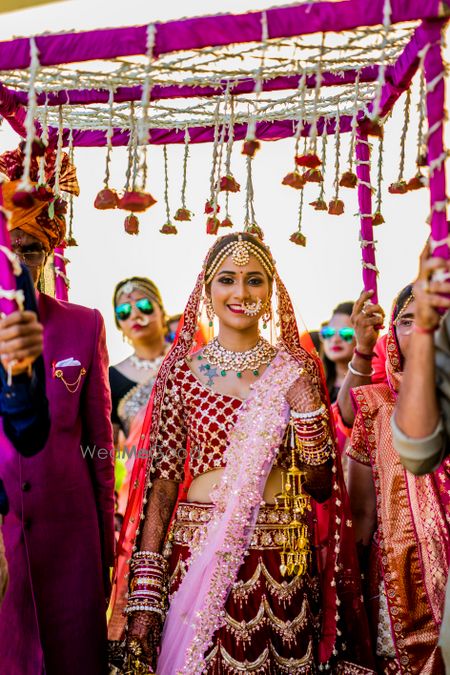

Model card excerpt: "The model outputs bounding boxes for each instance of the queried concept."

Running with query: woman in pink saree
[347,285,450,673]
[109,232,375,674]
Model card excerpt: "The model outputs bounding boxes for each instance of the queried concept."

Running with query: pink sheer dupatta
[157,350,298,674]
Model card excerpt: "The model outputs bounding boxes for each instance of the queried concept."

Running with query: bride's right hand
[126,611,163,670]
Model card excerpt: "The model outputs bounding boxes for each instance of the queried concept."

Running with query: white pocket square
[55,358,81,367]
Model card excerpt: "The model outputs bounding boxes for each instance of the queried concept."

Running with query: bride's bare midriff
[187,466,284,504]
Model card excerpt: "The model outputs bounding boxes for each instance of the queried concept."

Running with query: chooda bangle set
[291,406,331,466]
[273,405,332,580]
[125,551,168,618]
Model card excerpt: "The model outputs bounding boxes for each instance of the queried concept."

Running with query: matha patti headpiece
[205,233,274,284]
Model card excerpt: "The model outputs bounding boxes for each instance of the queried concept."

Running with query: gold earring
[205,297,215,327]
[262,301,272,330]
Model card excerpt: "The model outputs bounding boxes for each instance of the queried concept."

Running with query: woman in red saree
[347,285,450,674]
[109,232,374,674]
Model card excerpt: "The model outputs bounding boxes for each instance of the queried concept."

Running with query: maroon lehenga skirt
[166,502,320,674]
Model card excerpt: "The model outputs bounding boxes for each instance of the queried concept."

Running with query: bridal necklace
[200,336,276,378]
[129,351,166,372]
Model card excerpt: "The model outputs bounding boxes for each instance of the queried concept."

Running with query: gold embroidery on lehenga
[217,644,271,671]
[263,595,309,643]
[223,602,265,643]
[223,595,309,646]
[270,640,314,672]
[206,641,315,674]
[231,558,306,605]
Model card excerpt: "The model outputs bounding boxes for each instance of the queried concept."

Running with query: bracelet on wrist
[354,347,375,361]
[290,404,326,420]
[413,324,438,335]
[348,361,375,378]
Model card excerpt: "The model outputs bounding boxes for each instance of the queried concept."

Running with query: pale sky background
[0,0,446,363]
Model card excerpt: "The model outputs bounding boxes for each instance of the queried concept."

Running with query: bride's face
[208,254,271,331]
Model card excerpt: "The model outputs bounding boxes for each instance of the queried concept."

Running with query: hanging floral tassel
[309,130,328,211]
[221,101,237,229]
[214,94,230,230]
[282,73,308,190]
[205,99,222,233]
[406,69,427,190]
[14,37,41,208]
[339,72,360,189]
[243,154,264,239]
[388,88,411,194]
[160,145,177,235]
[119,102,156,215]
[242,12,268,157]
[174,128,193,221]
[95,88,119,210]
[416,65,428,168]
[124,214,140,235]
[219,96,240,198]
[302,130,323,184]
[138,24,156,146]
[370,0,391,122]
[372,136,385,225]
[290,188,306,246]
[297,35,325,169]
[53,245,70,301]
[329,108,344,215]
[64,127,78,246]
[37,94,49,187]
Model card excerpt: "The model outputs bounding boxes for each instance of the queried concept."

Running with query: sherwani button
[22,482,31,492]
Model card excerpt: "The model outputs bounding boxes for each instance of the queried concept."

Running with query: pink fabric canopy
[0,0,442,69]
[0,0,447,311]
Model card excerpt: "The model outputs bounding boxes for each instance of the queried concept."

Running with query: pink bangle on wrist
[413,324,438,335]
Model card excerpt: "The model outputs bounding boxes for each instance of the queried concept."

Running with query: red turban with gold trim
[0,145,79,251]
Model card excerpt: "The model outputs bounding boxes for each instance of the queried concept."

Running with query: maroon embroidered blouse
[153,360,292,482]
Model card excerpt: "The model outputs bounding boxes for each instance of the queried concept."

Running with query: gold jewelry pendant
[54,367,86,393]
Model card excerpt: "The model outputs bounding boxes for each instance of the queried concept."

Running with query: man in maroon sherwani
[0,146,115,675]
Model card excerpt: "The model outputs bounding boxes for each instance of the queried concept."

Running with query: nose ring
[242,298,262,316]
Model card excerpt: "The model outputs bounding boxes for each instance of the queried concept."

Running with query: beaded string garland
[0,2,448,318]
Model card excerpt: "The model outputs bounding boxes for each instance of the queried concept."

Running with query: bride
[109,232,374,674]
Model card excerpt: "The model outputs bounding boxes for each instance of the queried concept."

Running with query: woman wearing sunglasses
[320,301,356,403]
[109,277,170,520]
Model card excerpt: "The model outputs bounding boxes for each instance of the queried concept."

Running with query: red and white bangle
[354,347,375,361]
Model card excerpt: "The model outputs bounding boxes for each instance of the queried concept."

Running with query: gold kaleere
[275,420,312,577]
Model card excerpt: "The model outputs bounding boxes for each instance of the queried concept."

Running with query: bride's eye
[217,276,234,284]
[248,277,263,286]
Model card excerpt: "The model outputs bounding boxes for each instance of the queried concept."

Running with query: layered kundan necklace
[200,336,277,378]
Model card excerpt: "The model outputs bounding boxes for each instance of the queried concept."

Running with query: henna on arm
[126,478,178,669]
[138,478,179,551]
